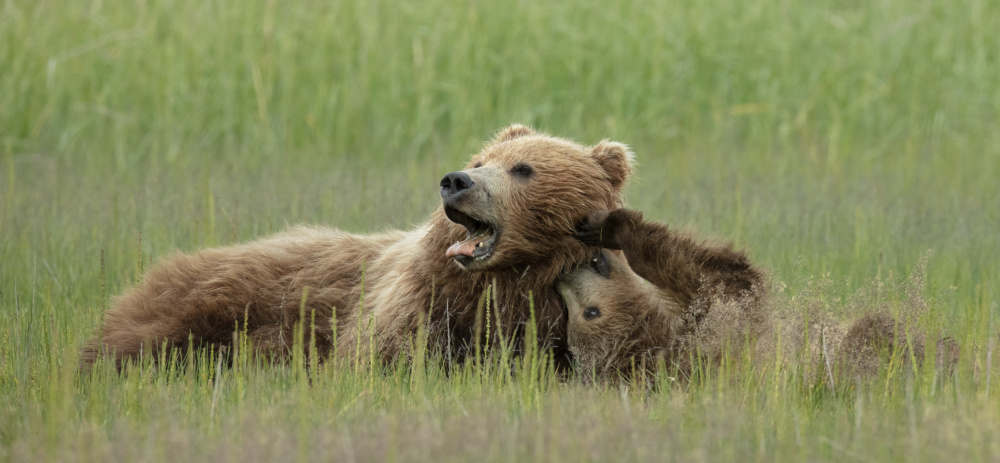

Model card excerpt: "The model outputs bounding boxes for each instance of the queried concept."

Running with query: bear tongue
[445,231,491,259]
[446,241,477,259]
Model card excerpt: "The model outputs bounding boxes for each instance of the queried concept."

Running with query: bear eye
[473,161,483,168]
[583,306,602,320]
[590,251,610,278]
[510,163,533,177]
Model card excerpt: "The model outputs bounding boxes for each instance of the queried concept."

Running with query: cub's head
[439,125,633,271]
[556,249,683,381]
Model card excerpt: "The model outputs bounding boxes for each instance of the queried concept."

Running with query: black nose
[440,171,474,200]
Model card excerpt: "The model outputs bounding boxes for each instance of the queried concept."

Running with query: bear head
[556,249,683,380]
[438,124,633,272]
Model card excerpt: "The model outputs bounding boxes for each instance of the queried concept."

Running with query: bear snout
[440,171,475,202]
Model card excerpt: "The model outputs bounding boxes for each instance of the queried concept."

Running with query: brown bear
[790,312,961,386]
[81,125,634,369]
[560,208,959,385]
[557,208,767,381]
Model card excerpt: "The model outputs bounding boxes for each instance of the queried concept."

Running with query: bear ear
[591,140,635,189]
[492,124,535,144]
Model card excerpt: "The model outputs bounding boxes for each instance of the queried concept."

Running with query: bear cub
[560,208,958,385]
[558,208,767,381]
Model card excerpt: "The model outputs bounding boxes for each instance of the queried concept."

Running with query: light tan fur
[82,125,634,370]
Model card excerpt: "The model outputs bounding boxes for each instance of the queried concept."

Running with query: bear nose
[440,171,475,200]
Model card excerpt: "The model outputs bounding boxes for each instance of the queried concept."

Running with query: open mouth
[444,205,500,266]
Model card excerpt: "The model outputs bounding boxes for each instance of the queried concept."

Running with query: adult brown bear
[81,125,634,369]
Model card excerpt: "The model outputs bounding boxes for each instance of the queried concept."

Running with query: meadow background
[2,0,998,460]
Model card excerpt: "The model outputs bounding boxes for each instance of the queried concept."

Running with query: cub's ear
[591,140,635,190]
[492,124,535,144]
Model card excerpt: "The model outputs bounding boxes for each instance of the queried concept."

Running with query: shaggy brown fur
[81,125,634,369]
[558,208,767,381]
[560,209,959,385]
[792,312,961,386]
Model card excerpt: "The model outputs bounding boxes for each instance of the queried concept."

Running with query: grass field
[2,0,999,460]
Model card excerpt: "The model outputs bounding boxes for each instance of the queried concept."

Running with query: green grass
[2,0,999,460]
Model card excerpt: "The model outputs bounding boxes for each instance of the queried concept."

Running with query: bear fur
[559,208,959,385]
[81,125,634,369]
[785,311,961,387]
[558,208,768,381]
